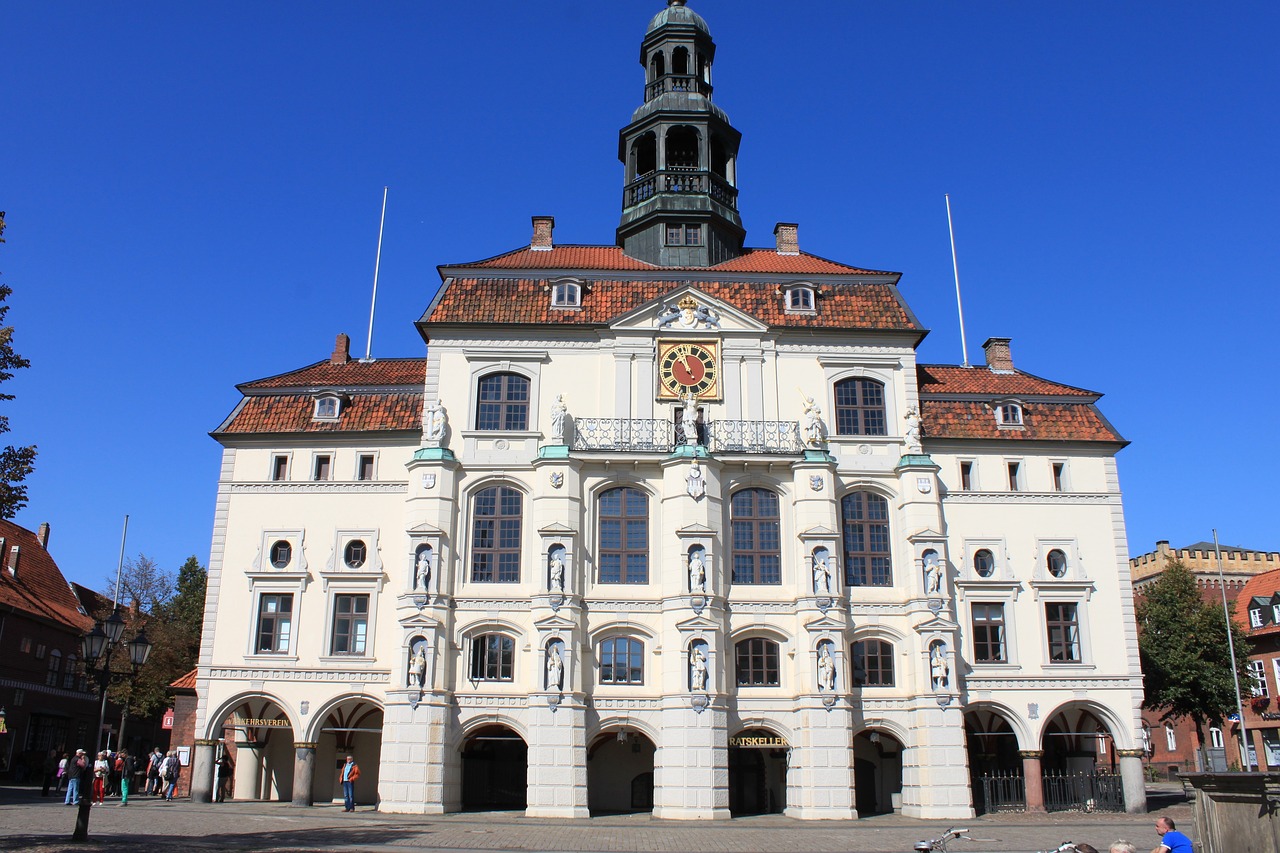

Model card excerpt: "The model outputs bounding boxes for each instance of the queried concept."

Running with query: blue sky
[2,1,1277,589]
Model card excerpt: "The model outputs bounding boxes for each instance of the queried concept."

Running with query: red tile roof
[170,668,198,691]
[216,392,423,435]
[1235,569,1280,637]
[917,365,1097,397]
[427,278,919,331]
[242,358,425,390]
[920,400,1124,443]
[455,245,896,276]
[0,520,91,632]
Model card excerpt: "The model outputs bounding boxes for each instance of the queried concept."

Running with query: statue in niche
[688,549,706,594]
[408,642,427,689]
[690,646,708,691]
[414,547,431,591]
[813,554,832,596]
[546,644,564,691]
[686,458,706,499]
[817,645,836,691]
[799,392,825,447]
[681,392,699,446]
[550,394,567,442]
[549,551,565,592]
[424,398,447,444]
[930,642,949,690]
[923,552,943,596]
[903,403,923,454]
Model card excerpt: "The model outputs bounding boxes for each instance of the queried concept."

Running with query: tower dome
[646,0,711,37]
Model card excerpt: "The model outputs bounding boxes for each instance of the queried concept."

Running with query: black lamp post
[71,608,151,842]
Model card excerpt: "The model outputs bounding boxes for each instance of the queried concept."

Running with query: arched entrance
[587,728,656,814]
[1043,707,1115,772]
[852,729,903,816]
[965,708,1023,814]
[217,698,294,801]
[312,699,383,807]
[461,724,527,811]
[728,727,787,816]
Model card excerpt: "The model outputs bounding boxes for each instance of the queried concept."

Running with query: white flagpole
[112,514,129,609]
[1214,529,1250,769]
[364,187,389,361]
[945,194,971,368]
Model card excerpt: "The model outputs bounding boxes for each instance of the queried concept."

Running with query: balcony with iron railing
[569,418,802,455]
[645,74,713,101]
[623,170,739,210]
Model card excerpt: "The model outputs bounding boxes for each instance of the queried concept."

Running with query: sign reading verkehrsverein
[233,717,291,728]
[729,735,787,748]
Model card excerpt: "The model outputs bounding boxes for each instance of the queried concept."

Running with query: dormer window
[551,281,581,308]
[996,402,1023,427]
[785,286,815,312]
[314,395,340,421]
[1273,604,1280,623]
[1251,608,1264,628]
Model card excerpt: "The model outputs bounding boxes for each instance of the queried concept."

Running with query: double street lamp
[71,607,151,842]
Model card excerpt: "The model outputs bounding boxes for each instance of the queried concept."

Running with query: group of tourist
[55,746,183,805]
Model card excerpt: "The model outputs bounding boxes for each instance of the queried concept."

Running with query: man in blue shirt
[341,755,360,812]
[1151,817,1192,853]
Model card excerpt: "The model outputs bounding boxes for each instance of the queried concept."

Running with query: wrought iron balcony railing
[623,171,739,210]
[569,419,801,455]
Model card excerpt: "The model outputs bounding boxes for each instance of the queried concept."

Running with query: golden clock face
[658,340,720,399]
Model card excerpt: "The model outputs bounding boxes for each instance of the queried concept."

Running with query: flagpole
[364,187,388,361]
[1213,529,1250,769]
[945,194,971,368]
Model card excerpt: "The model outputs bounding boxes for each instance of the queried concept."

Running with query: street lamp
[71,608,152,842]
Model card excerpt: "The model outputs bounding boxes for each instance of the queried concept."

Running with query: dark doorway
[461,725,527,811]
[728,728,787,816]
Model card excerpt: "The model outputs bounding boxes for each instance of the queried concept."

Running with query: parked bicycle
[913,831,1090,853]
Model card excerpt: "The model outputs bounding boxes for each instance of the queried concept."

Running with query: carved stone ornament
[421,473,436,490]
[809,475,824,492]
[657,294,721,330]
[550,471,565,489]
[917,476,932,494]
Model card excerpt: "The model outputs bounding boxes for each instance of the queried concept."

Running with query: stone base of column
[785,805,858,820]
[1117,750,1149,814]
[652,804,733,820]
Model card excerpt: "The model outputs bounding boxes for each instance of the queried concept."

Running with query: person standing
[63,749,87,805]
[115,751,134,806]
[145,747,163,795]
[56,752,69,792]
[340,755,360,812]
[1151,817,1192,853]
[92,751,109,806]
[215,752,234,803]
[162,751,181,801]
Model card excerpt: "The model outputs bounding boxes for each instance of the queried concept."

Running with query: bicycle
[914,830,1088,853]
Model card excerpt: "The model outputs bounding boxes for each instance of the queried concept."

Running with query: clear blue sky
[2,1,1277,589]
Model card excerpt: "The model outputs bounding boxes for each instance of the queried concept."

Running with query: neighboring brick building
[1234,570,1280,769]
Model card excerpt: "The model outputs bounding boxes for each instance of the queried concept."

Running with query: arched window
[735,637,780,686]
[672,46,689,75]
[551,281,581,308]
[833,378,887,436]
[476,373,530,431]
[730,489,781,585]
[1046,549,1068,578]
[46,649,62,687]
[649,51,665,81]
[851,639,894,686]
[973,548,996,578]
[633,133,657,179]
[344,539,367,568]
[665,126,700,170]
[785,286,814,312]
[997,402,1023,426]
[63,654,78,689]
[710,135,729,179]
[599,637,644,684]
[470,633,515,681]
[598,487,648,584]
[841,491,891,587]
[471,486,522,583]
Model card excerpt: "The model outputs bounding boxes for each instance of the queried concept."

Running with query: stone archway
[965,707,1025,813]
[214,697,295,802]
[461,724,527,811]
[853,729,903,816]
[311,699,384,807]
[587,727,656,814]
[728,727,788,816]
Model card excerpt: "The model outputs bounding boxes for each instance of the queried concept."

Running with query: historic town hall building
[191,1,1147,818]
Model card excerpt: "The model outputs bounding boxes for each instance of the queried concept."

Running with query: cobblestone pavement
[0,785,1194,853]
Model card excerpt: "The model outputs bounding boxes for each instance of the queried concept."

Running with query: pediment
[908,527,946,543]
[675,522,717,536]
[534,612,578,632]
[803,613,847,633]
[398,612,443,631]
[799,524,838,540]
[675,612,722,633]
[913,614,959,634]
[538,521,577,535]
[408,522,445,535]
[610,287,768,334]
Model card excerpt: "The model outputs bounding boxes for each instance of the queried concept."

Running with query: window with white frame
[973,548,996,578]
[1248,659,1268,697]
[785,286,815,312]
[971,603,1007,663]
[1251,608,1264,628]
[330,593,369,655]
[1209,727,1224,749]
[1007,460,1023,491]
[599,636,644,684]
[1046,549,1068,578]
[996,402,1023,426]
[356,453,375,481]
[851,639,895,686]
[1051,461,1067,492]
[314,395,340,421]
[312,454,332,481]
[271,454,289,482]
[551,281,581,308]
[269,540,292,569]
[255,593,294,654]
[471,486,522,583]
[1164,724,1176,751]
[1045,602,1082,663]
[469,633,515,681]
[959,460,975,491]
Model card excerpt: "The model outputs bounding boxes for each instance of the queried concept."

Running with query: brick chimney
[531,215,555,251]
[982,337,1014,373]
[331,333,351,365]
[773,222,799,255]
[37,522,49,549]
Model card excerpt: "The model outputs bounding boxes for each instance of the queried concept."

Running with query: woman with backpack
[161,751,181,801]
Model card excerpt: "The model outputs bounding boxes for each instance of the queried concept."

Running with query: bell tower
[617,1,745,267]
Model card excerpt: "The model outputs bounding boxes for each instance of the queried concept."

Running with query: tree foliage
[0,212,37,519]
[1137,558,1252,742]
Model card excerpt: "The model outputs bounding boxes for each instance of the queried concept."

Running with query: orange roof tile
[1235,569,1280,636]
[170,668,198,691]
[0,520,92,631]
[427,278,919,331]
[920,400,1125,443]
[216,392,423,434]
[917,365,1096,397]
[454,245,895,276]
[243,358,425,390]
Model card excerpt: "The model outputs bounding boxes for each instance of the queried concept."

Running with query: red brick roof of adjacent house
[0,520,91,632]
[426,278,920,331]
[919,400,1125,443]
[455,244,897,276]
[241,358,425,391]
[1235,569,1280,637]
[917,365,1097,397]
[170,668,198,691]
[215,392,424,435]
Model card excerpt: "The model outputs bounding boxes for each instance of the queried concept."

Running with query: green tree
[0,212,37,519]
[1137,558,1252,761]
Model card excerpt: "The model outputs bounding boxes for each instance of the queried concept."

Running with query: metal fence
[1043,769,1125,812]
[975,771,1026,813]
[569,418,803,455]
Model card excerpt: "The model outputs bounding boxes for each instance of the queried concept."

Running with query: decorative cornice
[208,667,392,682]
[230,482,408,494]
[456,694,529,707]
[592,698,664,709]
[964,676,1141,691]
[942,491,1117,504]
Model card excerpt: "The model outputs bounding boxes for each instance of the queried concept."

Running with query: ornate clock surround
[657,339,722,401]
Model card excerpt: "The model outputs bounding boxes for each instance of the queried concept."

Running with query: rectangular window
[272,455,289,482]
[1165,725,1177,751]
[1045,602,1082,663]
[960,461,974,491]
[35,643,46,660]
[1007,461,1022,492]
[20,636,31,654]
[851,640,895,686]
[330,594,369,655]
[1051,462,1066,492]
[1251,609,1264,628]
[972,603,1007,663]
[256,594,293,654]
[469,634,514,681]
[735,638,781,686]
[1248,659,1268,698]
[313,454,331,481]
[357,454,375,481]
[664,223,702,246]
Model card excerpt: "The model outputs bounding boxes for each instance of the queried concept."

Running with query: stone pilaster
[377,693,452,813]
[786,703,857,819]
[898,699,974,819]
[525,700,588,817]
[652,699,729,820]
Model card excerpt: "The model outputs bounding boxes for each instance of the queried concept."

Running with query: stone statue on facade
[813,554,832,596]
[408,644,427,689]
[549,552,565,592]
[424,398,447,445]
[681,392,699,446]
[904,403,923,454]
[817,645,836,691]
[546,645,564,691]
[930,642,949,690]
[690,646,708,691]
[689,550,706,593]
[799,392,825,448]
[550,394,567,443]
[923,552,943,596]
[686,459,706,498]
[414,548,431,591]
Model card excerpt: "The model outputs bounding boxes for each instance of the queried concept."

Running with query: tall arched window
[731,489,781,585]
[472,486,522,583]
[842,491,891,586]
[476,373,530,431]
[598,487,649,584]
[665,126,700,171]
[735,637,780,686]
[833,378,887,436]
[599,637,644,684]
[851,640,895,686]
